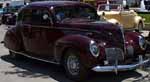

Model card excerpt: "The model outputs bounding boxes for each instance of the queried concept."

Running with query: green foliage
[138,13,150,23]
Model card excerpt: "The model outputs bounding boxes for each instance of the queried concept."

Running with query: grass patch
[138,13,150,23]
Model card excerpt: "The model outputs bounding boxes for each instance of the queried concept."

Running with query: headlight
[89,40,100,58]
[139,36,145,49]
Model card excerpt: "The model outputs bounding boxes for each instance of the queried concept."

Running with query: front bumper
[92,55,150,72]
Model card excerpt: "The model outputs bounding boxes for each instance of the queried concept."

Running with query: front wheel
[63,48,89,81]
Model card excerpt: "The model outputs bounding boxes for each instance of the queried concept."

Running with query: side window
[31,9,41,25]
[41,9,52,26]
[55,7,66,21]
[31,8,52,26]
[17,11,23,22]
[18,9,32,24]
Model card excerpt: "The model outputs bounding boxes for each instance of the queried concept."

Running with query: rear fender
[4,27,22,51]
[134,16,144,28]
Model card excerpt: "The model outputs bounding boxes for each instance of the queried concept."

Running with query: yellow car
[97,4,145,30]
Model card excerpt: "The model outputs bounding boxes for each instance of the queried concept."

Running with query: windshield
[98,4,122,11]
[54,5,99,22]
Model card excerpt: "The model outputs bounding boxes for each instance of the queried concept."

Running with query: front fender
[125,31,145,54]
[55,35,99,68]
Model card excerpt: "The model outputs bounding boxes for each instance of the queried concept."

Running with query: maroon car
[3,1,149,81]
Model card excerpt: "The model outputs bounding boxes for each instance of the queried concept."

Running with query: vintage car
[97,4,145,30]
[1,5,23,25]
[3,1,149,81]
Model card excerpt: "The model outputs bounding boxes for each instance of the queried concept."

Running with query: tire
[63,48,89,81]
[9,50,22,59]
[138,22,143,32]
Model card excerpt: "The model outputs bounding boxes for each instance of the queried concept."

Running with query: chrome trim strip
[120,26,126,57]
[92,58,149,72]
[10,50,60,65]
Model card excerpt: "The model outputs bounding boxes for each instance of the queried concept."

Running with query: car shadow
[0,54,146,82]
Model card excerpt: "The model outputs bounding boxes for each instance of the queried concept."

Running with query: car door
[18,8,32,52]
[120,10,135,29]
[27,7,63,60]
[25,8,50,59]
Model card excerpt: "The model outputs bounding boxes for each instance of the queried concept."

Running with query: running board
[9,50,60,65]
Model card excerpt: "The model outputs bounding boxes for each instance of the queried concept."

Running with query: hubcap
[67,54,80,76]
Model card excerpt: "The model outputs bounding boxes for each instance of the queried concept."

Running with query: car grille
[126,45,134,57]
[105,48,124,62]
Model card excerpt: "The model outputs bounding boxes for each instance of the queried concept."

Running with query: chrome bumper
[92,56,150,72]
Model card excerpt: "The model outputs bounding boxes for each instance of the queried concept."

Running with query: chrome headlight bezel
[89,40,100,58]
[139,35,145,49]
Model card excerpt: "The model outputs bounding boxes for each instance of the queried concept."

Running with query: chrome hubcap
[67,54,80,75]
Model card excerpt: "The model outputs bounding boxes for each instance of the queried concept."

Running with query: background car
[97,4,145,31]
[0,1,11,25]
[1,5,23,25]
[3,1,149,81]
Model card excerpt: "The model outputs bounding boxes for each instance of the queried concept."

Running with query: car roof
[29,1,87,7]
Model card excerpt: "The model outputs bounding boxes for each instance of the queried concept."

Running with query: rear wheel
[63,48,89,81]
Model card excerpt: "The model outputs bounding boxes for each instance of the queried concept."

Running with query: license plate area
[105,48,124,62]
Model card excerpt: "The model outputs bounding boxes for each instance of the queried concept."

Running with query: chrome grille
[126,45,134,57]
[105,48,124,61]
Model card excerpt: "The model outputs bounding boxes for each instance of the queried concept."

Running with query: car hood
[56,18,124,48]
[56,18,121,32]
